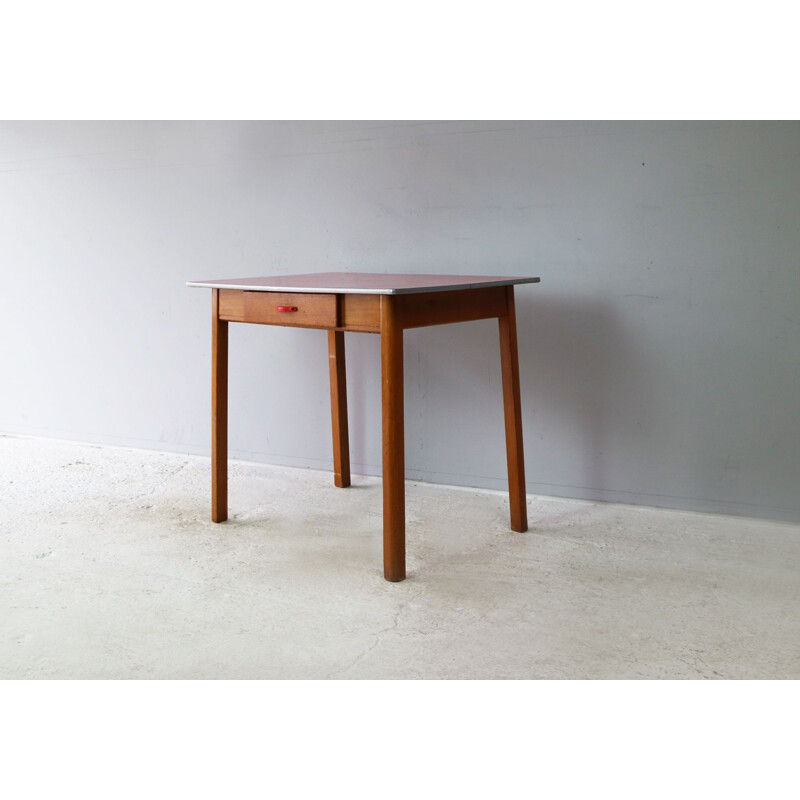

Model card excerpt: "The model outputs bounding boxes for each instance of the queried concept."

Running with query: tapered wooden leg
[499,286,528,532]
[380,296,406,582]
[328,330,351,488]
[212,289,228,522]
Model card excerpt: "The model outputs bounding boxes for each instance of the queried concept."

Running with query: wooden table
[187,272,540,581]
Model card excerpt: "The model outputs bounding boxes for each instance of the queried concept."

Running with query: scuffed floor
[1,434,799,679]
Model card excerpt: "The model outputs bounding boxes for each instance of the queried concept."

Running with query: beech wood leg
[380,296,406,582]
[328,330,351,488]
[498,287,528,532]
[212,289,228,522]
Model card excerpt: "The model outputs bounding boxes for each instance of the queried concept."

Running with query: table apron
[394,286,508,329]
[217,285,509,332]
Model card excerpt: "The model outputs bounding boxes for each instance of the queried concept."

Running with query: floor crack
[133,461,190,503]
[327,587,425,678]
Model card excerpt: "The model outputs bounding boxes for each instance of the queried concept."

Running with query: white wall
[1,121,798,522]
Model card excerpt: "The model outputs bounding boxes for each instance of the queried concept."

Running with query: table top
[187,272,540,295]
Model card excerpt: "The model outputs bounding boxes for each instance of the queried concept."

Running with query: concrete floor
[2,434,799,679]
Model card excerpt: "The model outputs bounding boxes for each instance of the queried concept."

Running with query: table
[187,272,540,581]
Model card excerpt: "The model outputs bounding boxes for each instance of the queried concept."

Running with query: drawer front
[221,290,338,328]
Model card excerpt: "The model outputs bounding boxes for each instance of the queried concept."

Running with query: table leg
[499,286,528,532]
[328,330,351,488]
[212,289,228,522]
[380,296,406,581]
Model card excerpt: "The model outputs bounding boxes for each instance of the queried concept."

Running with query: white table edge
[186,276,541,295]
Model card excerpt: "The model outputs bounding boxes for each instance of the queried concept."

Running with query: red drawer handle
[276,305,299,312]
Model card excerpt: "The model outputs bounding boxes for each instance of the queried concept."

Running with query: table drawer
[220,290,338,328]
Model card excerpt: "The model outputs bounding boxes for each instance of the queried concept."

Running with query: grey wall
[1,121,798,522]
